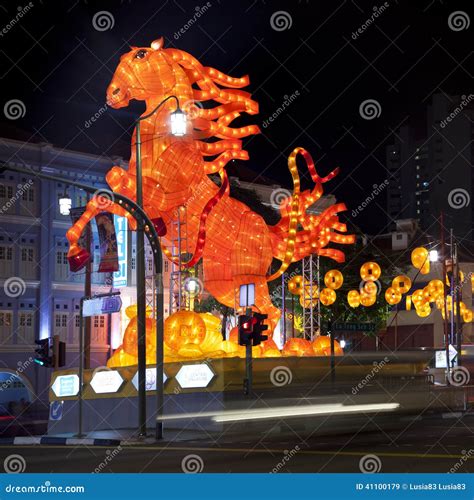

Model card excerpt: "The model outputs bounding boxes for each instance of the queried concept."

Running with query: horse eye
[135,49,147,59]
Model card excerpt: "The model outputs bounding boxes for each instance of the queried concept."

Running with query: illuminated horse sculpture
[66,38,355,332]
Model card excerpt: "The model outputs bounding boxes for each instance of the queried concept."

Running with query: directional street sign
[83,294,122,317]
[49,400,64,421]
[332,322,376,333]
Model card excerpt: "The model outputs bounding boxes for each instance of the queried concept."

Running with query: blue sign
[83,295,122,317]
[113,215,128,288]
[49,400,63,421]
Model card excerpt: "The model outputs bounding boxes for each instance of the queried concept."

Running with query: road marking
[0,445,472,460]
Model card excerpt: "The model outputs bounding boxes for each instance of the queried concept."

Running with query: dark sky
[0,0,472,233]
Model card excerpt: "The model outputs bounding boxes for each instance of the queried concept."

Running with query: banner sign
[82,294,122,317]
[95,212,119,273]
[113,215,128,288]
[70,206,92,262]
[333,322,376,332]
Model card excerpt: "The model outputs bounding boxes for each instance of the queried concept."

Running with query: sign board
[90,370,124,394]
[83,295,122,317]
[132,368,167,392]
[239,283,255,307]
[175,364,215,389]
[51,374,80,398]
[113,216,128,288]
[333,322,376,333]
[49,400,63,421]
[435,345,458,368]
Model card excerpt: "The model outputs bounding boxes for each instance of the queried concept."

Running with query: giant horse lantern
[66,38,354,333]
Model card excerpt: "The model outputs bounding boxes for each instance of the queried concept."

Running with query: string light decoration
[65,37,355,352]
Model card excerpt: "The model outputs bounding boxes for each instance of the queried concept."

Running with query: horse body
[66,38,354,333]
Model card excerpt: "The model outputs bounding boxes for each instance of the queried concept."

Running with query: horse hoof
[68,247,91,272]
[152,217,167,236]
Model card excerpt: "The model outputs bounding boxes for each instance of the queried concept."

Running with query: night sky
[0,0,472,233]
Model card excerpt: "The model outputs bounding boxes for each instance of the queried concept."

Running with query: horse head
[106,37,189,108]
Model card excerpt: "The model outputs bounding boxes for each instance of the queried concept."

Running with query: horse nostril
[112,87,121,96]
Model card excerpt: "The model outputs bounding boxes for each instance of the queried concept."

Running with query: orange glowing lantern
[362,280,378,295]
[66,39,356,367]
[463,309,473,323]
[312,335,343,356]
[406,295,412,311]
[427,279,444,300]
[392,275,411,294]
[282,338,314,357]
[411,247,429,274]
[360,291,377,307]
[300,294,318,308]
[347,290,361,308]
[164,310,206,357]
[385,287,402,305]
[319,288,336,306]
[288,275,304,296]
[324,270,343,290]
[360,262,381,282]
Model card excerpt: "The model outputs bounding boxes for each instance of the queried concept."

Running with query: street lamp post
[0,162,166,439]
[135,95,185,437]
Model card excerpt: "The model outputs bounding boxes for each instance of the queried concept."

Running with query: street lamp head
[59,192,72,216]
[429,249,439,262]
[170,108,187,136]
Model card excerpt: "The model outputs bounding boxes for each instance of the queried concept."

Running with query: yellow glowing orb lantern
[411,289,426,308]
[416,304,431,318]
[360,262,381,282]
[463,309,473,323]
[324,270,343,290]
[362,281,378,295]
[427,279,444,300]
[347,290,361,308]
[288,275,304,295]
[406,295,412,311]
[319,288,336,306]
[385,287,402,305]
[411,247,429,274]
[164,310,206,357]
[360,291,377,307]
[392,275,411,294]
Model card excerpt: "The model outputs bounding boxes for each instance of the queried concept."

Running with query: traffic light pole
[244,308,253,396]
[77,296,85,438]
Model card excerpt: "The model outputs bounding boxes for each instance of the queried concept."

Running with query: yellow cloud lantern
[392,275,411,294]
[347,290,361,308]
[319,288,336,306]
[385,287,402,305]
[360,262,381,282]
[324,269,343,290]
[411,247,429,274]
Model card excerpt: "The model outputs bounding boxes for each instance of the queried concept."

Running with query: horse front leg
[66,194,135,272]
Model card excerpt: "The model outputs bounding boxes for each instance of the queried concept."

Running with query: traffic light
[34,338,52,367]
[238,314,255,346]
[252,312,268,346]
[53,335,66,368]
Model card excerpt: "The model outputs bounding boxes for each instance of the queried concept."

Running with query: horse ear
[151,37,164,50]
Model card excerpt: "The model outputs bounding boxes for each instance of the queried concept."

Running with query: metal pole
[329,318,335,385]
[281,273,286,345]
[135,120,147,437]
[317,255,321,335]
[84,198,92,370]
[449,229,455,347]
[77,297,85,438]
[155,268,164,440]
[440,212,450,379]
[454,240,463,366]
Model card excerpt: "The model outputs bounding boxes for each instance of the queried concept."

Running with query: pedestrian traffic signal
[34,338,52,367]
[252,312,268,346]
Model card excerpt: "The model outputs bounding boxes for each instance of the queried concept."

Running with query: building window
[92,314,107,344]
[20,246,36,280]
[0,245,14,277]
[20,184,36,216]
[0,311,13,343]
[55,248,69,281]
[18,311,35,344]
[54,312,69,342]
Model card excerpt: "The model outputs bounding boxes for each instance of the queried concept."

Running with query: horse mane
[162,47,260,174]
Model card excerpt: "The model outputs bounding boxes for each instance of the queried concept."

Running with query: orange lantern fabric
[164,310,206,357]
[312,336,343,356]
[360,262,381,282]
[282,338,314,357]
[65,38,355,345]
[324,270,343,290]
